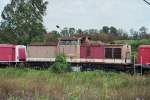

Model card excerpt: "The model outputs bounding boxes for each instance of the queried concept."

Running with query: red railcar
[137,45,150,65]
[0,44,16,62]
[0,44,26,64]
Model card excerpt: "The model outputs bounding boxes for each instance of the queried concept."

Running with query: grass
[0,68,150,100]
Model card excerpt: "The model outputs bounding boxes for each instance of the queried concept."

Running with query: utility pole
[140,56,143,76]
[56,25,63,36]
[134,55,136,75]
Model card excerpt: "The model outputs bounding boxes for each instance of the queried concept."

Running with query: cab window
[60,40,79,45]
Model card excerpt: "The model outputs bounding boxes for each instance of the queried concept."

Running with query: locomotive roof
[29,42,58,46]
[81,41,105,45]
[139,45,150,48]
[60,35,91,41]
[81,43,127,46]
[106,44,128,46]
[0,44,16,47]
[60,36,81,41]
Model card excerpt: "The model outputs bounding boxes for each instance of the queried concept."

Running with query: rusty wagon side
[27,42,57,63]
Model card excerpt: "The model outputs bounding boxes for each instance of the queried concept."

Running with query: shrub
[50,54,70,73]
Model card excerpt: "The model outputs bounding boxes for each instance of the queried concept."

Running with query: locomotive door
[58,45,79,59]
[59,45,65,54]
[18,48,26,61]
[86,45,91,58]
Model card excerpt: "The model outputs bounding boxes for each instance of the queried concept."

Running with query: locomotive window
[113,48,121,59]
[105,48,113,58]
[59,40,78,45]
[59,41,65,45]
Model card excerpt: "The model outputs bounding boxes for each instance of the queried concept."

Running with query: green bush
[50,54,70,73]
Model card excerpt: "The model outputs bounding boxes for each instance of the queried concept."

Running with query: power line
[143,0,150,6]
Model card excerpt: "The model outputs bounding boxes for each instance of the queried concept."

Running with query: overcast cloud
[0,0,150,32]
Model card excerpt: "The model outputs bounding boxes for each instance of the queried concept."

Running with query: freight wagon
[136,45,150,69]
[0,44,26,65]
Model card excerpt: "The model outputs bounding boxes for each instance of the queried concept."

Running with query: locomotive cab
[58,37,81,60]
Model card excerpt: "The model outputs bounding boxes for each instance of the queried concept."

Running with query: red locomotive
[26,36,132,71]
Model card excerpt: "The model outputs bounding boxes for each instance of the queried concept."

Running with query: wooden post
[134,55,136,75]
[141,56,143,76]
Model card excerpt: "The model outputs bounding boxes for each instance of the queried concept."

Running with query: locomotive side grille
[105,48,122,59]
[114,48,121,59]
[86,46,91,57]
[105,48,113,59]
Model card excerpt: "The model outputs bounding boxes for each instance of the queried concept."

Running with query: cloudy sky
[0,0,150,32]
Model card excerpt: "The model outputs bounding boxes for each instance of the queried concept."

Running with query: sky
[0,0,150,32]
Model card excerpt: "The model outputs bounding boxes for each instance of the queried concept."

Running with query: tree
[69,27,76,35]
[83,30,89,34]
[139,26,149,39]
[51,30,59,34]
[139,26,148,34]
[76,29,83,34]
[101,26,109,34]
[109,26,117,35]
[1,0,48,44]
[130,29,138,39]
[61,27,69,36]
[44,31,60,42]
[117,29,128,40]
[88,29,98,34]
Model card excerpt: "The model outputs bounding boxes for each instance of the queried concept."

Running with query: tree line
[47,26,150,43]
[0,0,150,45]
